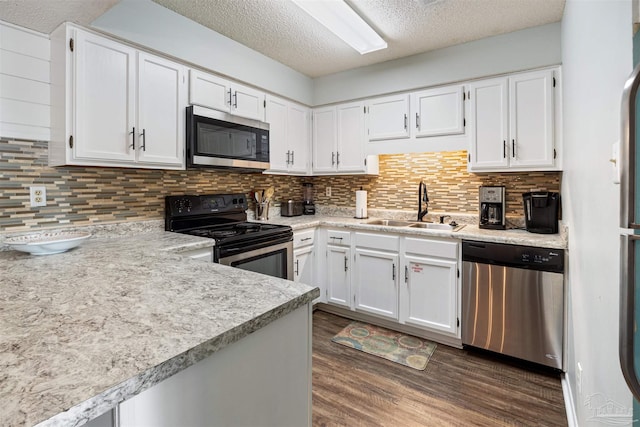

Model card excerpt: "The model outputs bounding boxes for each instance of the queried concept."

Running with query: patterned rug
[331,322,437,370]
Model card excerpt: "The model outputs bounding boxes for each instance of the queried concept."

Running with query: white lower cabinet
[318,228,461,340]
[293,229,320,302]
[353,232,399,320]
[400,237,460,337]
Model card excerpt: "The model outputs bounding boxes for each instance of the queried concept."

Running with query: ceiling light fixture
[291,0,387,55]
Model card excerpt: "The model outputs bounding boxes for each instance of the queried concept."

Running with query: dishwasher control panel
[462,241,564,273]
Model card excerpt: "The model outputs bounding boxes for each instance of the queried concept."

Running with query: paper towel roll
[355,190,368,219]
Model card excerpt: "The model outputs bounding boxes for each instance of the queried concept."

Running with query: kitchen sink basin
[365,219,415,227]
[409,222,466,232]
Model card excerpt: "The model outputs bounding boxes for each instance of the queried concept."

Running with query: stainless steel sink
[409,222,466,232]
[365,219,414,227]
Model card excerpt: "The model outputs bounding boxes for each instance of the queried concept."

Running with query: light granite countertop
[255,214,567,249]
[1,231,318,427]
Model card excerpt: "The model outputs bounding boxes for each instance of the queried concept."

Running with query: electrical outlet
[325,187,332,197]
[576,362,583,396]
[30,186,46,207]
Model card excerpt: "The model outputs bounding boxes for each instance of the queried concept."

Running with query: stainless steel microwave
[186,105,270,171]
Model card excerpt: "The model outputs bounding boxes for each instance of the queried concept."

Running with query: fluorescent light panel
[292,0,387,55]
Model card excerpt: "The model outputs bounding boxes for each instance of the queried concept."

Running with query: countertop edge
[36,289,319,427]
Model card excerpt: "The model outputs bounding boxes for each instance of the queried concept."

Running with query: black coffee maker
[523,191,560,234]
[479,186,506,230]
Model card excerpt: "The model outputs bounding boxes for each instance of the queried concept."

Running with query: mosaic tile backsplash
[0,140,560,232]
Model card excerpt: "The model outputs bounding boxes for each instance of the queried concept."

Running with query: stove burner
[209,230,239,238]
[235,223,262,231]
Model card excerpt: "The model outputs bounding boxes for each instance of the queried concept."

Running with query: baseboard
[315,304,463,349]
[561,373,579,427]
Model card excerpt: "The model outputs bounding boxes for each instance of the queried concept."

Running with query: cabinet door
[401,255,458,335]
[312,106,337,173]
[412,85,464,138]
[367,94,410,141]
[265,95,289,172]
[232,82,265,121]
[326,244,351,308]
[509,69,555,168]
[354,248,398,320]
[137,52,186,167]
[294,246,318,301]
[468,78,509,171]
[73,30,136,162]
[287,103,310,174]
[189,69,231,113]
[336,101,366,172]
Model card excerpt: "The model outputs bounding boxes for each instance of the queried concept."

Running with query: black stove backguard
[165,193,249,232]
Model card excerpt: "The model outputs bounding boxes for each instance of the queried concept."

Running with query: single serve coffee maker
[479,185,506,230]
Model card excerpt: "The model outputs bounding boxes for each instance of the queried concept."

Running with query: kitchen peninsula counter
[258,214,567,249]
[0,231,318,426]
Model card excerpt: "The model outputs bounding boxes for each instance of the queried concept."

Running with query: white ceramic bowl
[4,231,92,255]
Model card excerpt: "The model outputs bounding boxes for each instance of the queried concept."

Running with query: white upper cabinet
[411,85,465,138]
[366,94,410,141]
[468,68,559,172]
[49,24,186,169]
[137,53,186,167]
[72,30,137,163]
[189,69,265,121]
[311,106,337,173]
[312,102,378,175]
[264,95,310,175]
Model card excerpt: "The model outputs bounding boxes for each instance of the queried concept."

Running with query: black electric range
[165,193,293,278]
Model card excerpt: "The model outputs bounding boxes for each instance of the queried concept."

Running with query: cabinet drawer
[326,229,351,246]
[294,229,315,248]
[404,237,458,259]
[355,232,399,251]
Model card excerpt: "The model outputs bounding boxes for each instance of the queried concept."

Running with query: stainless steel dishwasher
[462,241,565,370]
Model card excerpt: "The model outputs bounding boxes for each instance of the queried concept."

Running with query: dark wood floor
[312,310,567,427]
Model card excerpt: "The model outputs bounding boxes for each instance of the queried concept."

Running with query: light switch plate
[30,186,46,207]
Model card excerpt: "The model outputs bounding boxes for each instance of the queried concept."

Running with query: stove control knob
[184,199,192,212]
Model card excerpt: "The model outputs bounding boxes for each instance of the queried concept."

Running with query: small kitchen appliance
[302,183,315,215]
[281,200,304,217]
[479,186,506,230]
[165,193,293,279]
[522,191,560,234]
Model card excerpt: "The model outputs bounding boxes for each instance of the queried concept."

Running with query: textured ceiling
[152,0,565,77]
[0,0,119,34]
[0,0,565,78]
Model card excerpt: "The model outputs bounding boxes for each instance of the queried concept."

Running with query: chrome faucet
[418,180,429,222]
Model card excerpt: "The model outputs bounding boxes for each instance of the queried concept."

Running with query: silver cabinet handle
[330,236,343,241]
[336,152,340,165]
[227,89,232,106]
[301,237,312,242]
[503,140,506,158]
[129,127,135,149]
[621,234,640,400]
[331,152,335,166]
[140,129,146,151]
[416,113,420,129]
[233,91,238,108]
[405,265,409,283]
[392,264,396,281]
[404,114,407,130]
[295,259,300,276]
[512,139,516,158]
[344,256,348,272]
[286,150,291,165]
[291,150,294,165]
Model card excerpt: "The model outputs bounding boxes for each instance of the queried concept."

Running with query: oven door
[218,240,293,280]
